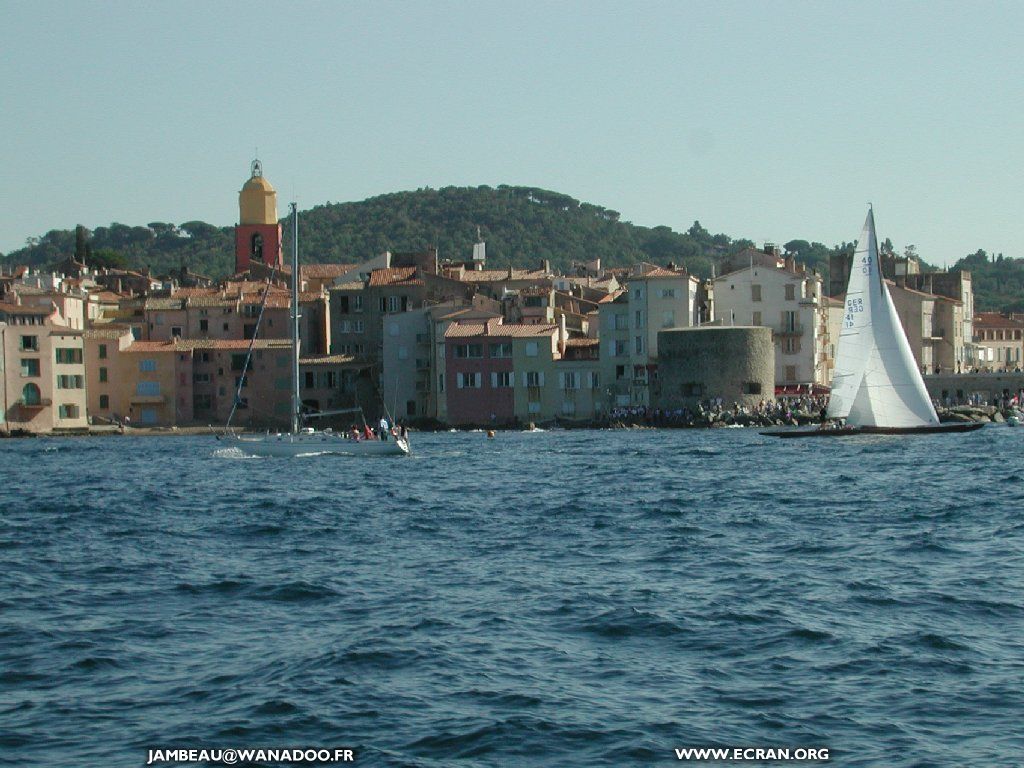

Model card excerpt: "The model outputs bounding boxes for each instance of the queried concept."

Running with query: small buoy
[487,430,495,439]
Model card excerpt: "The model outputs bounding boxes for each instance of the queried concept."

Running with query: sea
[1,427,1022,767]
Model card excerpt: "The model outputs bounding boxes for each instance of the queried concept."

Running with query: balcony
[130,394,166,405]
[15,397,51,409]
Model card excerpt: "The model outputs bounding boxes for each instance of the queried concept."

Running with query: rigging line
[226,262,281,431]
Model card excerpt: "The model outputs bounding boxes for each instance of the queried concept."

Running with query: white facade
[713,263,829,386]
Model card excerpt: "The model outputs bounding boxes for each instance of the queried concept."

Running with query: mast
[290,202,300,435]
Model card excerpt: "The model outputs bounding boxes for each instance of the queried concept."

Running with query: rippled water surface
[2,428,1023,766]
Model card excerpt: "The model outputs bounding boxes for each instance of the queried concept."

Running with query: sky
[2,0,1022,267]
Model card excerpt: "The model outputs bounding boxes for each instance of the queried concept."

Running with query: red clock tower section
[234,160,283,274]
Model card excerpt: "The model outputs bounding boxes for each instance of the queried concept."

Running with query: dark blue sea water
[2,428,1023,767]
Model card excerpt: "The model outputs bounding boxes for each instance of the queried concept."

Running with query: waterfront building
[972,313,1024,371]
[712,247,830,388]
[1,298,87,432]
[654,326,775,411]
[598,264,706,408]
[554,337,603,422]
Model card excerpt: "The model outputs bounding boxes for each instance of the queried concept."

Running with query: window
[55,348,83,364]
[139,359,156,372]
[590,372,600,389]
[304,371,315,388]
[784,365,797,382]
[751,284,762,302]
[194,394,212,410]
[561,371,580,390]
[398,345,408,360]
[98,344,108,359]
[353,295,363,312]
[457,372,482,388]
[321,371,338,389]
[614,314,628,330]
[199,319,208,332]
[58,404,79,419]
[489,342,512,358]
[635,310,643,328]
[56,375,84,389]
[781,311,799,332]
[243,324,257,339]
[743,382,762,395]
[353,320,364,334]
[785,284,796,301]
[136,381,160,396]
[525,371,543,387]
[243,304,260,318]
[525,341,539,357]
[492,371,514,388]
[661,288,676,298]
[615,365,626,380]
[99,367,108,383]
[438,373,445,393]
[782,337,801,355]
[99,394,109,409]
[662,310,675,328]
[752,311,762,325]
[635,335,644,354]
[613,339,627,357]
[222,323,229,331]
[21,383,41,405]
[231,354,250,372]
[388,322,399,337]
[455,344,483,359]
[194,373,211,383]
[171,326,182,338]
[20,335,38,351]
[21,359,40,377]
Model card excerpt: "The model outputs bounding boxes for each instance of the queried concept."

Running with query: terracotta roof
[0,302,52,315]
[564,337,600,347]
[83,328,134,339]
[173,287,221,298]
[447,268,549,283]
[368,267,417,287]
[974,312,1024,329]
[301,264,357,279]
[445,321,558,339]
[89,291,123,302]
[636,266,689,279]
[144,298,184,310]
[330,281,365,291]
[126,339,292,353]
[299,354,361,365]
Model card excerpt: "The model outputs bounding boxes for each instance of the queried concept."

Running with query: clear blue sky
[2,0,1021,266]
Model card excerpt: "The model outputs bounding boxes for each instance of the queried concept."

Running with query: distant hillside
[8,185,1016,309]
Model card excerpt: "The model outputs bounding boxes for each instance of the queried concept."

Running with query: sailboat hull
[219,432,410,456]
[762,422,984,439]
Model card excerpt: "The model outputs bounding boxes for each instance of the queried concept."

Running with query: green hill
[6,184,1015,310]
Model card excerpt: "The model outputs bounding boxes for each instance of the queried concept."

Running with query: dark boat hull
[761,422,985,438]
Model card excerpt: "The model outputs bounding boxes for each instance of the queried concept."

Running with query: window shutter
[476,374,482,388]
[538,372,545,387]
[521,371,528,387]
[491,372,497,388]
[558,371,565,389]
[457,373,464,389]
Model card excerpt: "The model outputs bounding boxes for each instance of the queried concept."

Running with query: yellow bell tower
[234,160,283,273]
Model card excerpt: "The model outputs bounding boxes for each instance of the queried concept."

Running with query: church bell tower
[234,159,283,274]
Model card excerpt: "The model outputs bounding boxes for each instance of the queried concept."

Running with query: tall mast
[290,202,300,434]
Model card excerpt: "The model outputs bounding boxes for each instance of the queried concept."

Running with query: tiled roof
[173,287,221,298]
[0,302,52,315]
[144,298,183,310]
[564,337,600,347]
[368,267,417,287]
[445,321,558,339]
[126,339,292,353]
[299,354,361,365]
[974,312,1024,329]
[301,264,357,279]
[331,281,365,291]
[447,268,549,283]
[83,327,134,339]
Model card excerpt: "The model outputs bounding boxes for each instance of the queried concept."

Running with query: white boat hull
[219,432,410,457]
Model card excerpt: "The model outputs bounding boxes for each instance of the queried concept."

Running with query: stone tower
[234,159,282,274]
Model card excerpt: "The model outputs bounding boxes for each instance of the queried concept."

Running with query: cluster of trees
[3,184,1020,311]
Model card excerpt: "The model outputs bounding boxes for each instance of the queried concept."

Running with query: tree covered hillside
[4,184,1019,311]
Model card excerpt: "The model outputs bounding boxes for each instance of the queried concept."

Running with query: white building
[713,252,830,387]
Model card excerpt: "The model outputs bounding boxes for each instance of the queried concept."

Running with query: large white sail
[826,210,938,427]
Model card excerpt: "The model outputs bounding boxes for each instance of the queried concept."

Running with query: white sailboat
[765,208,982,438]
[220,203,410,457]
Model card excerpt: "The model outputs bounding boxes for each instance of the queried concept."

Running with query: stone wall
[654,327,775,410]
[925,372,1024,404]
